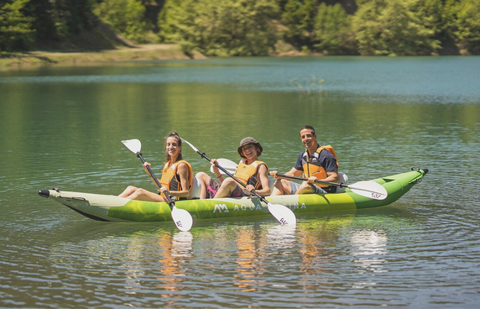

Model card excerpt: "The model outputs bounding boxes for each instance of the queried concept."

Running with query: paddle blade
[122,139,141,154]
[267,203,297,226]
[210,158,237,175]
[180,138,199,152]
[348,181,388,200]
[171,206,194,232]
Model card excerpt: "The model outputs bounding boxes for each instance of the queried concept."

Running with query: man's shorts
[288,180,330,194]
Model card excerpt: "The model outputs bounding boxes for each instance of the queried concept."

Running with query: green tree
[52,0,96,38]
[157,0,194,43]
[281,0,317,50]
[312,2,356,55]
[93,0,151,43]
[352,0,441,56]
[0,0,34,51]
[23,0,57,42]
[158,0,279,56]
[444,0,480,55]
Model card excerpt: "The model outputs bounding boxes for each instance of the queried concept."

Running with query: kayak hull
[38,169,428,222]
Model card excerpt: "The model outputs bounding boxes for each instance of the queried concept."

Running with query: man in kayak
[195,137,271,199]
[119,131,194,201]
[270,125,339,195]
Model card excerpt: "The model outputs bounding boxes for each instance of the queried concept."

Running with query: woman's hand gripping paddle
[122,139,193,231]
[181,138,296,226]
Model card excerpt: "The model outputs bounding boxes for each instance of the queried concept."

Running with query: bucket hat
[237,137,263,158]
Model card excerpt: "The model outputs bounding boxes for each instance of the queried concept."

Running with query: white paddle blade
[171,207,194,232]
[267,204,297,226]
[122,139,141,154]
[348,181,388,200]
[210,158,237,175]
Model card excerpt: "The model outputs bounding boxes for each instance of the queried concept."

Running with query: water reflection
[350,230,388,275]
[156,231,193,302]
[36,209,448,308]
[234,227,265,292]
[266,224,296,249]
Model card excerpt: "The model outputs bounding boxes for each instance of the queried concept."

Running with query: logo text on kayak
[213,203,263,213]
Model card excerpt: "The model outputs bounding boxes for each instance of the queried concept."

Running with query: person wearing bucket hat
[237,137,263,158]
[194,137,271,199]
[269,125,340,195]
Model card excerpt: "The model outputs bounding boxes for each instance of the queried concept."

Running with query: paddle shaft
[276,174,387,197]
[136,152,176,208]
[277,174,345,188]
[181,138,296,225]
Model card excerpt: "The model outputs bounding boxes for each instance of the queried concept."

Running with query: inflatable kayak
[38,168,428,223]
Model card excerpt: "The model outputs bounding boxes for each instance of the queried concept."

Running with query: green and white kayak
[38,168,428,222]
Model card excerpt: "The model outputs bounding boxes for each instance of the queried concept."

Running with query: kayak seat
[189,176,202,199]
[336,172,348,193]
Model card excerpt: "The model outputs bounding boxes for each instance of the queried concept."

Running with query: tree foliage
[93,0,151,43]
[2,0,480,55]
[0,0,34,51]
[23,0,56,41]
[159,0,279,56]
[313,3,356,55]
[281,0,317,50]
[352,0,441,56]
[1,0,99,52]
[444,0,480,55]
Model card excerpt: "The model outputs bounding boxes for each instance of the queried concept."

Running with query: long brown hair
[164,131,183,162]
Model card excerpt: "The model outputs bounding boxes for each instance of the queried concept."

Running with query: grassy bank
[0,44,206,70]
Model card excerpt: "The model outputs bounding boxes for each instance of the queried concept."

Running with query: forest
[1,0,479,56]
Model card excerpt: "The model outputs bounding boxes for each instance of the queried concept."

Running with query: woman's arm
[143,162,159,187]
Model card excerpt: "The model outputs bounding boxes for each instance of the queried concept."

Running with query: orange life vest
[234,159,268,190]
[160,160,193,192]
[302,145,338,187]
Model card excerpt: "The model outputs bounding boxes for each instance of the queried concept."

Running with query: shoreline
[0,44,207,70]
[1,42,324,71]
[2,43,459,71]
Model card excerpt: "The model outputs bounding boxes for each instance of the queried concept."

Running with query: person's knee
[220,178,235,188]
[295,183,314,195]
[195,172,209,182]
[195,171,206,178]
[276,179,291,192]
[274,179,284,189]
[133,188,149,197]
[273,180,281,190]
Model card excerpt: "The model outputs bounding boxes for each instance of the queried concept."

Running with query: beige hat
[237,137,263,158]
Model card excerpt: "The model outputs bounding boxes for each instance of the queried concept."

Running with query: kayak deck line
[38,168,428,223]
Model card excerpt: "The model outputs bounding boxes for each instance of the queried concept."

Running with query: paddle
[276,174,388,200]
[205,158,387,200]
[181,138,296,226]
[210,158,237,175]
[122,139,193,232]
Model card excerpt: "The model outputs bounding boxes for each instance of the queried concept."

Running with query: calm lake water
[1,56,480,308]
